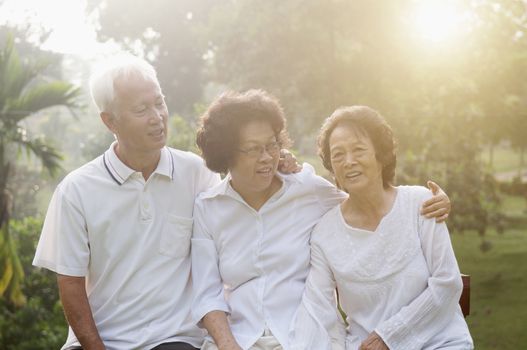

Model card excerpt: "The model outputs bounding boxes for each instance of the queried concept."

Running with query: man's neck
[114,144,161,181]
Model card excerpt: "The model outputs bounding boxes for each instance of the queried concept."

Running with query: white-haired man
[33,55,220,350]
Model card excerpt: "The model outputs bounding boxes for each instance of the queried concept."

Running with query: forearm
[57,274,105,350]
[202,310,241,350]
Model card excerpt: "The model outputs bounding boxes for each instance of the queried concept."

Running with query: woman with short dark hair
[293,106,473,350]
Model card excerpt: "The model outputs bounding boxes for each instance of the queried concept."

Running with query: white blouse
[191,164,347,350]
[293,186,473,350]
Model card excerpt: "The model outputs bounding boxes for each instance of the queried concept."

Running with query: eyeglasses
[238,141,281,158]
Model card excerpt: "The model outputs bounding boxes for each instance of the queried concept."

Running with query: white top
[33,142,220,350]
[191,164,347,350]
[293,186,473,350]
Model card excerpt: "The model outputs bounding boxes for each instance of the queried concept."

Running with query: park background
[0,0,526,348]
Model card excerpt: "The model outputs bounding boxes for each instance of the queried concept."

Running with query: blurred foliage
[168,113,198,152]
[94,0,527,238]
[0,29,81,305]
[95,0,216,116]
[0,217,67,350]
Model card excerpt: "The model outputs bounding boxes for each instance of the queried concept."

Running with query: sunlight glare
[411,1,465,44]
[0,0,112,58]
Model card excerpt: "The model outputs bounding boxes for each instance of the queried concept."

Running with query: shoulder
[394,186,435,223]
[167,148,216,184]
[397,185,433,203]
[311,205,341,243]
[167,147,207,169]
[196,177,227,201]
[58,156,105,189]
[282,162,333,187]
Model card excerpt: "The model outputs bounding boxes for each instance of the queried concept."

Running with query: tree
[0,217,67,349]
[0,32,80,306]
[94,0,216,117]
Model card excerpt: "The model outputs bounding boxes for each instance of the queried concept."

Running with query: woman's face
[329,123,384,194]
[229,120,280,196]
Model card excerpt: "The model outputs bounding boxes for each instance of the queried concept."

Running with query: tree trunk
[488,144,494,169]
[520,146,525,182]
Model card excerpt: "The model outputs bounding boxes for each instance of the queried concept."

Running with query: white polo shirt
[191,164,347,350]
[33,142,220,350]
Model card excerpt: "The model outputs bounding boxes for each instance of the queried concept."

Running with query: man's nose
[148,108,164,122]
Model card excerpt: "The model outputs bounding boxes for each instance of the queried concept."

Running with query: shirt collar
[200,170,297,200]
[199,173,232,199]
[103,141,174,185]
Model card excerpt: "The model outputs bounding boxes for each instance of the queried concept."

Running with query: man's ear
[101,111,117,134]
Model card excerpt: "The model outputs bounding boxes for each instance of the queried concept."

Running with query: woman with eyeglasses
[190,90,451,350]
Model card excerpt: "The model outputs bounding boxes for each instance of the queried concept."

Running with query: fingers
[427,180,440,194]
[435,213,449,223]
[278,150,302,173]
[421,197,444,215]
[423,206,449,218]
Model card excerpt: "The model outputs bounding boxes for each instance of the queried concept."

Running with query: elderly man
[33,55,220,350]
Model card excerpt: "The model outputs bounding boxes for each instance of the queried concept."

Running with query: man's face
[110,73,168,155]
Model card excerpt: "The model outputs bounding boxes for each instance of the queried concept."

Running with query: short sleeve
[32,185,90,276]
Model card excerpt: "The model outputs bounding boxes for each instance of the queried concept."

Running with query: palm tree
[0,33,81,306]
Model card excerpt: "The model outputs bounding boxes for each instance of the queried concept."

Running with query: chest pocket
[159,214,193,258]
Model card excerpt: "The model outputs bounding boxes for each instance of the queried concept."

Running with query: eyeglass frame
[237,140,281,158]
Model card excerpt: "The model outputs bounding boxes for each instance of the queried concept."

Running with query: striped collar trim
[103,142,174,185]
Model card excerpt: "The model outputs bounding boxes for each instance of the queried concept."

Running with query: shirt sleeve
[191,197,230,326]
[32,184,90,277]
[375,189,463,350]
[289,226,346,350]
[301,163,347,213]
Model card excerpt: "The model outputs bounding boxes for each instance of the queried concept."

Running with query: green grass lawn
[451,227,527,350]
[501,194,527,217]
[480,145,523,174]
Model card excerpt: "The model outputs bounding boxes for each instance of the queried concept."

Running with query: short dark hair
[196,89,291,173]
[317,105,397,188]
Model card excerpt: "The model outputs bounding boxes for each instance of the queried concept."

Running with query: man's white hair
[89,53,159,113]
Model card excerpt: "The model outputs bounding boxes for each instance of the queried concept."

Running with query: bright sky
[0,0,471,58]
[410,0,470,45]
[0,0,116,58]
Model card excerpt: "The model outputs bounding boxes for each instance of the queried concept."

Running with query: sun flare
[411,1,466,44]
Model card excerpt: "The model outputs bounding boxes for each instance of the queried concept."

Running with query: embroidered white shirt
[293,186,473,350]
[33,142,220,350]
[191,164,346,350]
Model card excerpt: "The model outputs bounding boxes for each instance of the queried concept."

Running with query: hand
[421,180,451,223]
[359,332,388,350]
[278,149,302,174]
[218,345,242,350]
[216,341,242,350]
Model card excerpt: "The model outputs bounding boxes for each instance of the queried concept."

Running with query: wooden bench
[460,274,470,317]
